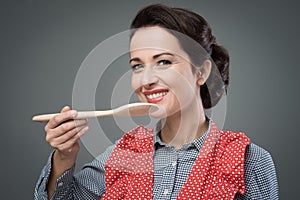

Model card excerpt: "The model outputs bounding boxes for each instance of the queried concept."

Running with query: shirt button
[163,189,169,195]
[172,161,177,166]
[58,182,63,187]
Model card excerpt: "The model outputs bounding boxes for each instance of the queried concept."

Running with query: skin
[44,26,211,198]
[130,26,211,148]
[45,106,89,199]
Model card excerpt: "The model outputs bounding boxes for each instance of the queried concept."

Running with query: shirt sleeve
[34,143,117,200]
[235,143,279,200]
[34,150,56,200]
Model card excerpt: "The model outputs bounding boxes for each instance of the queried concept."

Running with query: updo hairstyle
[131,4,229,108]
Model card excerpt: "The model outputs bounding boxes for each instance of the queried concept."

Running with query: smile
[146,91,168,99]
[143,89,169,103]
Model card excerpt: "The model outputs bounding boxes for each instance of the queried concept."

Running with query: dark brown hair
[131,4,229,109]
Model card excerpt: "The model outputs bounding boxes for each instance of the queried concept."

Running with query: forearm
[35,158,98,200]
[35,148,111,200]
[47,150,77,199]
[35,139,117,200]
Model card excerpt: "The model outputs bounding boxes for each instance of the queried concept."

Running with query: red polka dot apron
[101,122,250,199]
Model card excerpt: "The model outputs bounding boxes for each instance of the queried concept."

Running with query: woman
[34,4,278,200]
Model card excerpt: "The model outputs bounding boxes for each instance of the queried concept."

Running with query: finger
[52,119,88,138]
[52,124,88,146]
[77,125,89,137]
[46,119,88,143]
[57,126,89,152]
[44,106,71,132]
[46,110,77,130]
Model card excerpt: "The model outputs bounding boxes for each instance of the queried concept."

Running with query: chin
[149,104,181,119]
[149,110,164,119]
[149,104,168,119]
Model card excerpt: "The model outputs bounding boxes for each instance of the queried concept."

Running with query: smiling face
[130,26,204,118]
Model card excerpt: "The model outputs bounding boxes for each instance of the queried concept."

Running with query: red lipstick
[143,89,168,104]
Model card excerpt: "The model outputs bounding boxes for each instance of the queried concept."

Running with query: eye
[131,64,144,72]
[157,60,172,66]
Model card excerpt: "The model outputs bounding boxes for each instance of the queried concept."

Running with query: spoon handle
[32,110,113,122]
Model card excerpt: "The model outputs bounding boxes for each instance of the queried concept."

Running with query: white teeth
[146,91,168,99]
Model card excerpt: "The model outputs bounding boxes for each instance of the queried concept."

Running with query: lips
[143,89,169,103]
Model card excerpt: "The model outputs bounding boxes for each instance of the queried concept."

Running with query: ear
[197,59,212,86]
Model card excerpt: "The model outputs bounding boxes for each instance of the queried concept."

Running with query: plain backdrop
[1,0,299,199]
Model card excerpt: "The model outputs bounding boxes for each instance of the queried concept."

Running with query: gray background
[1,0,299,199]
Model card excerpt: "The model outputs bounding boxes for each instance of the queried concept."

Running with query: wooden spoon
[32,103,159,122]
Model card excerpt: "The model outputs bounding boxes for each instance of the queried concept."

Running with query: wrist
[53,150,76,170]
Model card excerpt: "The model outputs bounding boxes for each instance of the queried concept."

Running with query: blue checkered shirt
[34,121,279,199]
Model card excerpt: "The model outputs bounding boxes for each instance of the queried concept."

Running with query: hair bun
[211,44,229,86]
[201,43,229,109]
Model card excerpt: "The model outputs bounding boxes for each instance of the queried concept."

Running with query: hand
[44,106,89,163]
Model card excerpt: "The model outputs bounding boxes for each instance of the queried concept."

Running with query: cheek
[159,69,195,92]
[131,74,139,91]
[160,70,198,104]
[131,77,144,102]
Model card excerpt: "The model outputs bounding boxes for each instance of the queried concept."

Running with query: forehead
[130,26,188,58]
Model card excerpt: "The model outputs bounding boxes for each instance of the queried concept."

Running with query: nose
[141,64,158,89]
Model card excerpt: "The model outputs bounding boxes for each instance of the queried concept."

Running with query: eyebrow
[129,52,174,64]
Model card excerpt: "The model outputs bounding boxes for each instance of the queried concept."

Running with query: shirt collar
[154,118,212,151]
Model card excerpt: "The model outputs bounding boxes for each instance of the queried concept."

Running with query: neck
[160,99,208,149]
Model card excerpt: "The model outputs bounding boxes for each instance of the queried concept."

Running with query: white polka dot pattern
[101,126,154,200]
[176,123,250,199]
[101,122,250,200]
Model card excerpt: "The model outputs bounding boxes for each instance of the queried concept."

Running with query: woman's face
[130,26,202,118]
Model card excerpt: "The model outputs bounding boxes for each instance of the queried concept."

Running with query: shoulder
[244,142,278,182]
[218,130,274,168]
[242,143,279,199]
[244,143,275,172]
[245,143,270,161]
[217,129,279,198]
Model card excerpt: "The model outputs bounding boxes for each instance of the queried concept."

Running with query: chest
[153,146,198,199]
